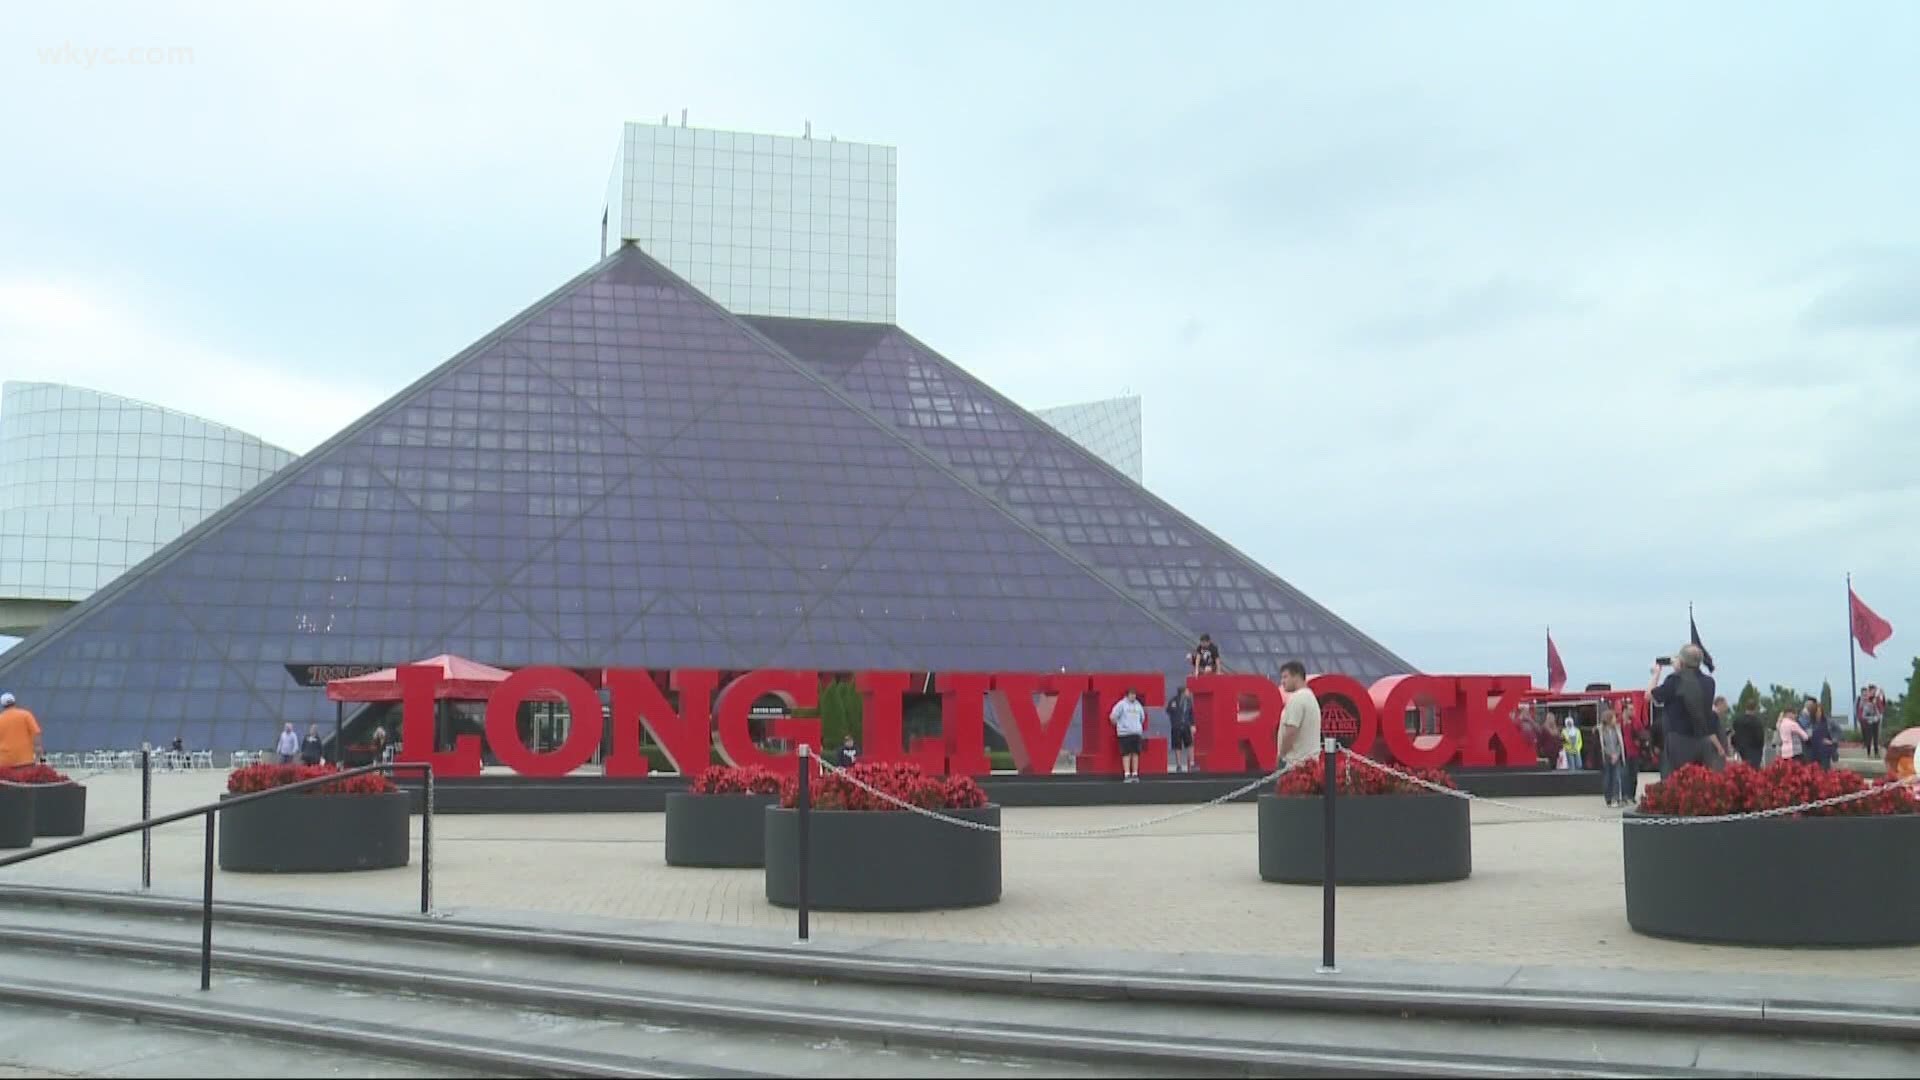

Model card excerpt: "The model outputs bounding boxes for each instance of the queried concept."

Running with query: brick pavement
[9,769,1918,982]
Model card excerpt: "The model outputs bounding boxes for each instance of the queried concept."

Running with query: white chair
[192,750,213,770]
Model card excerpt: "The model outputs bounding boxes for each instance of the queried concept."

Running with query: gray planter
[665,792,776,868]
[0,784,32,849]
[32,783,86,838]
[1625,813,1920,946]
[217,791,410,873]
[1258,793,1471,884]
[765,805,1002,911]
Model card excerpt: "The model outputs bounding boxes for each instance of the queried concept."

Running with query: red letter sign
[856,671,946,773]
[1369,675,1460,769]
[990,673,1089,775]
[397,663,482,778]
[1190,674,1281,774]
[603,668,718,777]
[484,667,604,778]
[936,672,993,777]
[715,670,820,778]
[1449,674,1533,767]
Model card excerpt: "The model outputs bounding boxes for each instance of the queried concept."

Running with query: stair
[0,886,1915,1078]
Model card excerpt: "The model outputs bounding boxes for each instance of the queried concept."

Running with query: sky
[3,1,1917,704]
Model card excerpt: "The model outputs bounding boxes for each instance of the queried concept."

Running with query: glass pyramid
[0,246,1409,753]
[747,317,1410,684]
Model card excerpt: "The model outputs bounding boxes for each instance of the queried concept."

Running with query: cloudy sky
[3,1,1916,703]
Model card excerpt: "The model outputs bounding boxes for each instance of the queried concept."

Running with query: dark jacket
[300,735,323,765]
[1730,712,1766,764]
[1166,694,1194,734]
[1652,670,1717,738]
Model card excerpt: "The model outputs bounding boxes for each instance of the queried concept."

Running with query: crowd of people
[1517,643,1873,808]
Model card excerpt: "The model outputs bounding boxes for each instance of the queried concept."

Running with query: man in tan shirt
[1275,661,1321,766]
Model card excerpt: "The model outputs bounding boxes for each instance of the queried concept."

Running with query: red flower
[689,765,783,796]
[0,763,71,785]
[1638,759,1914,818]
[780,761,988,812]
[1274,756,1458,797]
[226,764,397,796]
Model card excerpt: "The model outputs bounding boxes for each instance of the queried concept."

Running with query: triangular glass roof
[747,317,1411,684]
[1,246,1277,752]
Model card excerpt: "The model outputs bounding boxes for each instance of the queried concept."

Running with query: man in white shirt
[1109,688,1148,783]
[1275,661,1321,767]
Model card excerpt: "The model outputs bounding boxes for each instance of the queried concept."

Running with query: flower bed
[665,766,785,868]
[766,762,1000,910]
[1626,761,1920,946]
[227,763,398,796]
[1260,757,1471,884]
[218,764,408,873]
[0,763,85,838]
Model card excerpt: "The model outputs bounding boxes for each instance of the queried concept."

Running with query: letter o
[484,666,603,778]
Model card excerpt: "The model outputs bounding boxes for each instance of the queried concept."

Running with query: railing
[0,760,434,991]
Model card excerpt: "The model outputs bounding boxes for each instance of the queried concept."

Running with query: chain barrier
[1337,746,1920,826]
[812,755,1310,838]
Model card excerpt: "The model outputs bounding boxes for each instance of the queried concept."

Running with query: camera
[1654,656,1672,667]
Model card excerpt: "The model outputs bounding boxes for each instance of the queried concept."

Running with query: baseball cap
[0,692,14,707]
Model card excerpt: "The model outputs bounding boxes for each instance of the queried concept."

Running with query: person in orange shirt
[0,692,43,768]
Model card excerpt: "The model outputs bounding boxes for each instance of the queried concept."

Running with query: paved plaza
[8,768,1917,984]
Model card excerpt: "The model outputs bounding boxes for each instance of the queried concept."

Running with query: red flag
[1850,588,1894,657]
[1546,632,1567,693]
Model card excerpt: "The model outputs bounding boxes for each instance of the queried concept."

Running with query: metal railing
[0,759,434,990]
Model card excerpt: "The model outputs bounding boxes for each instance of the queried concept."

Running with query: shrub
[689,765,783,796]
[1275,755,1457,797]
[226,764,397,796]
[781,761,988,812]
[0,763,71,785]
[987,750,1016,772]
[1638,760,1915,818]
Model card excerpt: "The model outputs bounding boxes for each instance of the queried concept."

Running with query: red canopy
[325,654,555,703]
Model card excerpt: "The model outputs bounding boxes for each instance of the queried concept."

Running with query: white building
[603,119,897,323]
[1035,395,1144,484]
[0,382,293,634]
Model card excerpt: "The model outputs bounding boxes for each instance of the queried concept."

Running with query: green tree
[1763,684,1804,718]
[1895,658,1920,738]
[1820,680,1835,723]
[1735,681,1761,716]
[818,679,864,753]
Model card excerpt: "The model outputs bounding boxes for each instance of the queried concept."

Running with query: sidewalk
[7,770,1918,985]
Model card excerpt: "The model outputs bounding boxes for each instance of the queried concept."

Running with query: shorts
[1117,734,1143,755]
[1169,727,1194,750]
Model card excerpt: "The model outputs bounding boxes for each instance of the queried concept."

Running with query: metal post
[420,765,434,915]
[1318,737,1338,974]
[1847,573,1860,758]
[200,813,215,991]
[796,743,811,943]
[140,749,152,890]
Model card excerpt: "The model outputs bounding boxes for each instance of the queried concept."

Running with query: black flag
[1689,608,1715,673]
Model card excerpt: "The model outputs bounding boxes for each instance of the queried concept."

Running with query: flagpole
[1847,572,1859,736]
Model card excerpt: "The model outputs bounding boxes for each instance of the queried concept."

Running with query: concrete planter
[1624,813,1920,946]
[1258,793,1471,884]
[0,784,32,849]
[665,792,776,868]
[765,805,1002,911]
[217,791,410,873]
[31,783,86,838]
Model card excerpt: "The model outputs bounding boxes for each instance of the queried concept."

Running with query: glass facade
[0,247,1406,753]
[604,122,897,323]
[746,318,1409,685]
[1034,395,1144,484]
[0,382,292,604]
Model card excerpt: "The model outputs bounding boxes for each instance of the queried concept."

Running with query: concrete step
[4,885,1916,1044]
[0,1002,479,1079]
[3,892,1915,1077]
